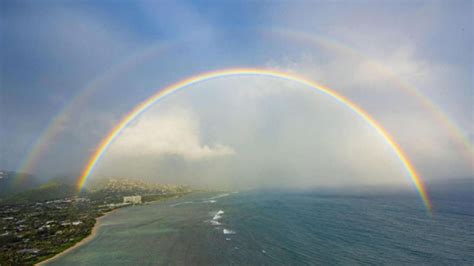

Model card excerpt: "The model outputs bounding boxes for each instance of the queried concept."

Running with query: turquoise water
[47,191,473,265]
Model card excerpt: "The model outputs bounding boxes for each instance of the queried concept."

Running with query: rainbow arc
[76,68,432,213]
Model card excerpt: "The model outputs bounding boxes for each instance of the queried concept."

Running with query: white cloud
[106,107,235,160]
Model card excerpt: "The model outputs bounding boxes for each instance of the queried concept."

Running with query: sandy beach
[35,198,173,265]
[36,209,117,265]
[35,195,187,265]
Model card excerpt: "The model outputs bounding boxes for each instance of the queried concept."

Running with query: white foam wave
[209,210,224,226]
[170,201,193,207]
[223,229,236,235]
[212,210,224,221]
[203,199,217,203]
[210,220,221,226]
[210,193,230,199]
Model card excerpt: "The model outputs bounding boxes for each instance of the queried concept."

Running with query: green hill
[0,170,40,198]
[2,179,82,204]
[87,178,191,203]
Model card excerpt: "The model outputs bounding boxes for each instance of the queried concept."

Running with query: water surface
[47,191,474,265]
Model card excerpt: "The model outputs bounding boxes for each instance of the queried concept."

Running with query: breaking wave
[223,229,236,235]
[213,210,224,220]
[208,210,224,226]
[170,201,194,207]
[210,193,230,200]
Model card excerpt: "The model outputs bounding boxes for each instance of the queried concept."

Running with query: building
[123,195,142,204]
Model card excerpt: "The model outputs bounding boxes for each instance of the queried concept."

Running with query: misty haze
[93,77,411,190]
[1,1,472,265]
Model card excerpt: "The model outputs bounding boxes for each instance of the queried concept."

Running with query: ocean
[46,190,473,265]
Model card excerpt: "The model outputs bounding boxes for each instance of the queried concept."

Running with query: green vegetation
[0,171,39,199]
[2,180,81,205]
[0,177,191,265]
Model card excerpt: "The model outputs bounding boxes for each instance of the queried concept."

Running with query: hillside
[88,178,192,203]
[0,170,40,199]
[2,179,80,204]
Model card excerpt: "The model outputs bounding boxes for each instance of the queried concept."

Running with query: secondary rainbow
[269,28,473,161]
[18,29,471,183]
[77,68,432,212]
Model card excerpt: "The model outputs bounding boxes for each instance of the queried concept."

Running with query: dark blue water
[218,191,473,264]
[48,190,474,265]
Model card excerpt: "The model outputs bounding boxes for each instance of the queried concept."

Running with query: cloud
[106,107,235,160]
[252,2,473,182]
[267,53,473,180]
[3,1,470,187]
[0,2,145,171]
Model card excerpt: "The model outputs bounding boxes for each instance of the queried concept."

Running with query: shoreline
[35,193,190,265]
[36,208,118,265]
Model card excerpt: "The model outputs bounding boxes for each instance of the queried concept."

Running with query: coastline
[35,193,190,265]
[36,208,118,265]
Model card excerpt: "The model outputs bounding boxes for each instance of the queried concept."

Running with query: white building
[123,195,142,204]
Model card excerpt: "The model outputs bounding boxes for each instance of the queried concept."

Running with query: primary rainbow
[18,29,472,185]
[77,68,432,212]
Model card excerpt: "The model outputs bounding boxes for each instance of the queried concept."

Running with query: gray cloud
[2,1,471,190]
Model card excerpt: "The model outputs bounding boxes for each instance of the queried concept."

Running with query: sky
[0,0,472,190]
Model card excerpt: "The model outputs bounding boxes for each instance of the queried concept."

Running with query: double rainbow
[18,29,472,189]
[77,68,432,212]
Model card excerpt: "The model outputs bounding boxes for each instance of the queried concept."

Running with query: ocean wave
[203,199,217,203]
[223,229,236,234]
[170,201,193,207]
[210,220,221,226]
[212,210,224,221]
[210,193,230,200]
[208,210,224,226]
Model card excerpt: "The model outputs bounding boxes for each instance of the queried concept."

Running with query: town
[0,177,191,264]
